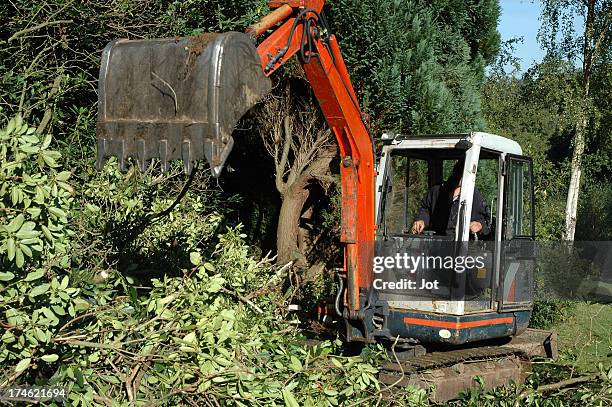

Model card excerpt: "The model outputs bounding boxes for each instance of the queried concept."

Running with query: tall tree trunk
[563,0,596,241]
[564,111,587,240]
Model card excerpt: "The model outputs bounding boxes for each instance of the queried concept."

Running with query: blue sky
[498,0,545,71]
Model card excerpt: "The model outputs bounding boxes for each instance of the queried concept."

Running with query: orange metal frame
[248,1,374,316]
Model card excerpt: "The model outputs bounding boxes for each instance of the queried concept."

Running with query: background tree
[328,0,501,134]
[482,58,582,239]
[538,0,612,240]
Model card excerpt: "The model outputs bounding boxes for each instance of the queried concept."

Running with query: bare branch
[36,72,64,134]
[277,115,293,193]
[8,20,73,42]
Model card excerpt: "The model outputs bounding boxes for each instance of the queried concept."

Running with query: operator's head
[447,159,464,188]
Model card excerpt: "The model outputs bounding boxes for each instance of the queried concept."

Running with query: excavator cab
[369,132,536,344]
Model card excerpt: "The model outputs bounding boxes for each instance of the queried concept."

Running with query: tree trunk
[276,147,336,266]
[277,183,310,265]
[564,112,587,240]
[563,0,597,241]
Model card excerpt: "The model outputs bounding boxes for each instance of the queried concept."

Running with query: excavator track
[381,345,524,373]
[378,329,557,402]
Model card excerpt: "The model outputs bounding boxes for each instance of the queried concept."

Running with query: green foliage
[483,54,611,239]
[454,362,612,406]
[45,230,400,406]
[576,183,612,240]
[328,0,500,134]
[0,116,82,385]
[74,160,225,281]
[0,115,73,269]
[529,300,575,329]
[538,0,612,64]
[0,116,411,405]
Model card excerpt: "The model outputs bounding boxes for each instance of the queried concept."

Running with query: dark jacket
[416,184,491,236]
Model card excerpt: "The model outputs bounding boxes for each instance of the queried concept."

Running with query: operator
[411,161,491,236]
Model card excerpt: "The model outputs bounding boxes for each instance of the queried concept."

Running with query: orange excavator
[96,1,556,400]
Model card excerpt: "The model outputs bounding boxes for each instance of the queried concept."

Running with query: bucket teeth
[182,140,193,174]
[117,139,126,171]
[137,139,147,172]
[96,138,108,169]
[159,140,169,173]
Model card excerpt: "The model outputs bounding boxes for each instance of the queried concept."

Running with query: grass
[552,302,612,373]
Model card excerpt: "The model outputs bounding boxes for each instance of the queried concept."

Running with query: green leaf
[0,272,15,281]
[183,332,197,345]
[41,225,53,241]
[289,356,303,371]
[48,207,66,218]
[42,152,58,167]
[6,214,25,233]
[19,243,33,258]
[190,252,202,266]
[25,270,45,281]
[57,181,74,194]
[11,188,22,205]
[55,171,71,181]
[15,358,31,372]
[29,283,50,297]
[41,134,52,149]
[282,388,299,407]
[34,328,47,342]
[41,307,59,325]
[41,354,59,362]
[16,228,39,239]
[85,204,100,212]
[330,358,343,368]
[26,207,42,218]
[21,145,40,154]
[6,117,16,134]
[7,238,16,261]
[15,247,24,268]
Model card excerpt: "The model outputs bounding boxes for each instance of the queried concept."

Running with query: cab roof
[381,132,523,155]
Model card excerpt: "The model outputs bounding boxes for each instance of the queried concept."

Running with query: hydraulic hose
[335,269,345,317]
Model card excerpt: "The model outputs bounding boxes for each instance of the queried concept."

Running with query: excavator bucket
[96,32,271,176]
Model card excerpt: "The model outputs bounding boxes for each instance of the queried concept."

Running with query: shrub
[1,116,428,406]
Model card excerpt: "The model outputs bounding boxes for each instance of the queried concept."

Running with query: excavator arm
[252,1,375,319]
[96,0,375,327]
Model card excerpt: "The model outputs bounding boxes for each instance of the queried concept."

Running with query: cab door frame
[497,153,536,312]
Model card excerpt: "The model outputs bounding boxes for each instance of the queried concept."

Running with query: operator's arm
[470,189,491,235]
[412,186,439,234]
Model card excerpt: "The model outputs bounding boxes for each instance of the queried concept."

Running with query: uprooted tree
[255,81,337,267]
